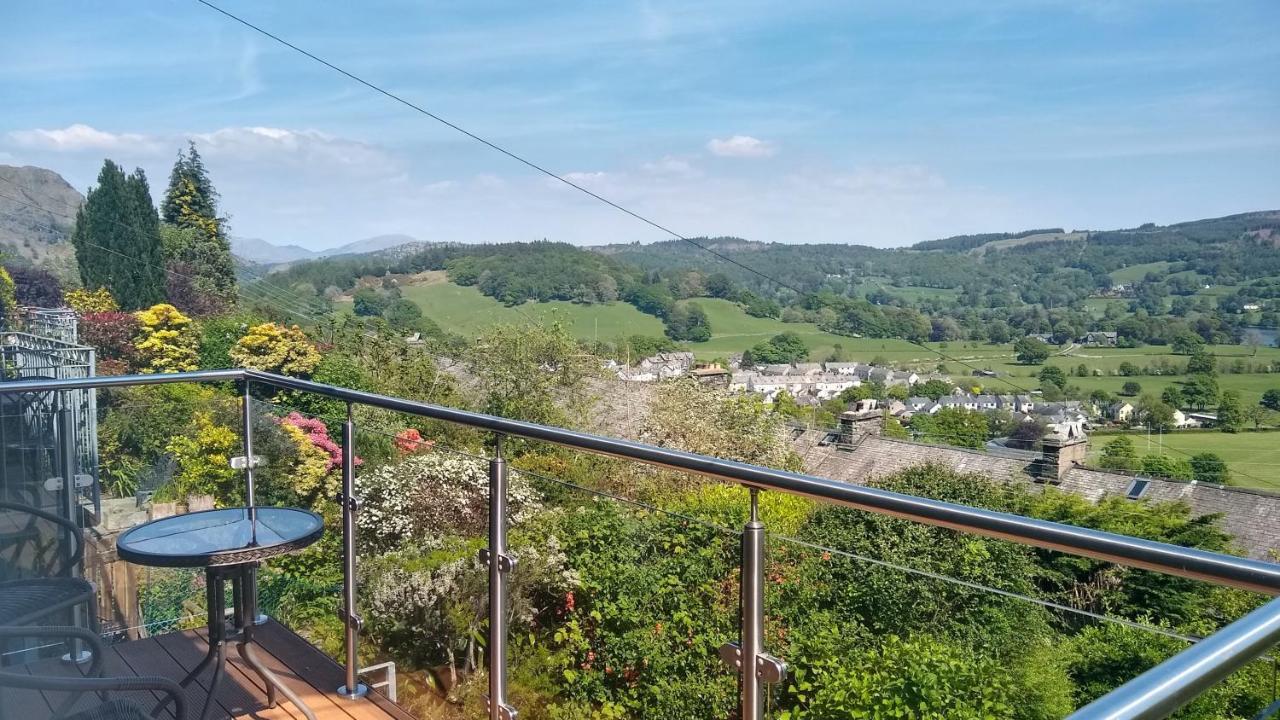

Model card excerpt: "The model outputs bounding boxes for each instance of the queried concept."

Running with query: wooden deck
[4,621,414,720]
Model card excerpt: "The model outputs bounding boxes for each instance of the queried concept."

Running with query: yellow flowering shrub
[229,322,321,377]
[162,412,239,502]
[134,303,199,373]
[278,419,335,504]
[64,287,119,314]
[0,267,16,316]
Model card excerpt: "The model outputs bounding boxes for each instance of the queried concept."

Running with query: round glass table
[117,507,324,720]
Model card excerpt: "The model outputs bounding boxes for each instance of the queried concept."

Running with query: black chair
[0,626,187,720]
[0,500,95,628]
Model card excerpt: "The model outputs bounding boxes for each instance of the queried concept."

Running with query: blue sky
[2,0,1276,250]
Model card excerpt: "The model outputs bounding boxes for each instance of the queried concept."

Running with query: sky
[1,0,1277,251]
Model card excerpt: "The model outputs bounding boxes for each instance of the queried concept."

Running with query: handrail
[5,368,1280,720]
[4,368,1280,594]
[1066,595,1280,720]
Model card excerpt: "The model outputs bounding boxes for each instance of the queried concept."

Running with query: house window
[1126,478,1150,500]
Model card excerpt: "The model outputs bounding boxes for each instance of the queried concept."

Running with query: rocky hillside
[0,165,82,279]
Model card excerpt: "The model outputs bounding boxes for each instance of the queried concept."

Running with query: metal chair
[0,626,187,720]
[0,500,95,628]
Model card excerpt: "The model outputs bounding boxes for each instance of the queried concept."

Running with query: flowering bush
[361,529,576,684]
[230,322,321,377]
[394,428,433,455]
[133,303,199,373]
[277,420,334,504]
[356,452,541,552]
[278,412,359,472]
[80,311,141,366]
[64,287,119,314]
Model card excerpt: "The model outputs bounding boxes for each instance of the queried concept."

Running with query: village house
[1079,331,1119,347]
[1107,401,1135,423]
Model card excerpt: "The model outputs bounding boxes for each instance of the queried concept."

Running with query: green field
[1087,430,1280,491]
[393,281,666,339]
[1109,261,1171,284]
[347,279,1023,364]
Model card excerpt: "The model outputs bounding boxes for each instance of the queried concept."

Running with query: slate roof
[789,431,1280,560]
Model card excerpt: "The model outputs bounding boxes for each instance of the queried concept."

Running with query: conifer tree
[71,160,166,309]
[160,142,236,311]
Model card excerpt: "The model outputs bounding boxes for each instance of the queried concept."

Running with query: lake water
[1242,326,1278,347]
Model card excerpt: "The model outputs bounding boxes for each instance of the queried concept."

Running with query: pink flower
[278,412,362,470]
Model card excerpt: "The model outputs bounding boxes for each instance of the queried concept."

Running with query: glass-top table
[117,506,323,568]
[117,507,324,720]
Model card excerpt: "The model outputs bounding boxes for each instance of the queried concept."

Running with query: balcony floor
[6,620,412,720]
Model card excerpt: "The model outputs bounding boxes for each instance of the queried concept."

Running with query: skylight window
[1126,479,1150,500]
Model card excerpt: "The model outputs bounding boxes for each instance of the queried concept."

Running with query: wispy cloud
[641,156,699,177]
[7,124,162,153]
[707,135,775,158]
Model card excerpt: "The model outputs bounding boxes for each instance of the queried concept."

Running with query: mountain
[0,165,83,279]
[318,233,419,258]
[231,233,421,267]
[230,236,316,265]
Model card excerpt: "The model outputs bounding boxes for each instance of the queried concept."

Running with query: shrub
[64,287,119,314]
[80,311,141,366]
[356,452,541,552]
[230,322,321,377]
[133,303,199,373]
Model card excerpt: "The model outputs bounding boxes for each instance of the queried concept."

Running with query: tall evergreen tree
[160,142,236,312]
[71,160,166,309]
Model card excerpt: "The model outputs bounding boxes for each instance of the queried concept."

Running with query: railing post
[238,380,269,625]
[337,402,369,700]
[481,435,517,720]
[241,379,256,507]
[55,393,91,664]
[720,488,785,720]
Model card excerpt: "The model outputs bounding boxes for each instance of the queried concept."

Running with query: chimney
[1036,422,1088,483]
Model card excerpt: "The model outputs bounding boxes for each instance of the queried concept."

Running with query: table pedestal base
[154,564,317,720]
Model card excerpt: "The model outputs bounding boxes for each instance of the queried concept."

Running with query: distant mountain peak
[0,164,83,279]
[230,233,422,267]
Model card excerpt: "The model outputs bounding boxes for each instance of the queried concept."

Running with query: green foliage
[1186,348,1217,375]
[1067,622,1271,719]
[197,312,265,369]
[1028,490,1232,624]
[352,286,389,316]
[1216,390,1245,433]
[160,142,237,313]
[1190,452,1230,484]
[914,377,954,400]
[1137,394,1176,431]
[1121,380,1142,396]
[779,635,1021,720]
[448,241,628,305]
[747,331,810,364]
[1014,336,1051,364]
[1139,454,1194,481]
[548,501,738,719]
[664,302,711,342]
[1099,436,1139,471]
[1182,374,1220,410]
[910,408,989,448]
[467,322,597,428]
[1261,388,1280,411]
[159,411,240,502]
[1038,365,1068,391]
[71,160,166,309]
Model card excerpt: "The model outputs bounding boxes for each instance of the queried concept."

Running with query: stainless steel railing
[3,368,1280,720]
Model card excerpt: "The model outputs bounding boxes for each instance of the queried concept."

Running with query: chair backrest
[0,500,83,583]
